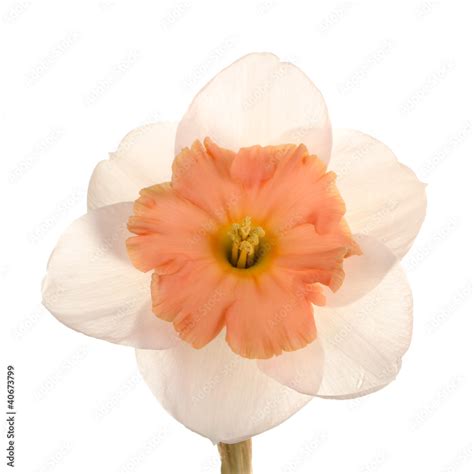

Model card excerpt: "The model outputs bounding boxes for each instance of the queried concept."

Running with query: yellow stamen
[239,216,252,240]
[228,217,265,269]
[231,241,240,265]
[236,242,250,268]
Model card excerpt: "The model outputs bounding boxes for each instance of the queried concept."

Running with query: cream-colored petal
[325,234,397,307]
[257,339,324,395]
[87,122,177,210]
[135,334,312,444]
[330,129,427,259]
[42,203,178,349]
[258,258,412,398]
[176,53,332,163]
[315,260,412,398]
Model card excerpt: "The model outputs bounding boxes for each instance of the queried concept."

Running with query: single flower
[42,53,426,446]
[126,138,361,360]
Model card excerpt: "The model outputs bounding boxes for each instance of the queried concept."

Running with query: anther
[228,217,265,268]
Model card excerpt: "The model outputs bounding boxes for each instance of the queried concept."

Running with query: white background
[1,1,473,472]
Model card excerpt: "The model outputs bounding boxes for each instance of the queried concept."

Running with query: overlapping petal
[258,338,325,395]
[258,243,412,397]
[175,53,332,163]
[330,129,427,259]
[42,203,178,349]
[88,122,176,210]
[324,234,398,307]
[315,258,412,398]
[136,335,312,444]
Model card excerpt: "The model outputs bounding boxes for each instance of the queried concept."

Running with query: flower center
[228,217,265,269]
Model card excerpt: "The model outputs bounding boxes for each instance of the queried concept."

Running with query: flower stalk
[218,439,252,474]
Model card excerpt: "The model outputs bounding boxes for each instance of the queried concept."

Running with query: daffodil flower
[42,53,426,470]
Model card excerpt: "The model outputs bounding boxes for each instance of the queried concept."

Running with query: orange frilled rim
[126,138,361,359]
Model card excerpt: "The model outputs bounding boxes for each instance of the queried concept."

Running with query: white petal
[257,340,324,396]
[42,203,178,349]
[87,122,177,210]
[326,234,397,307]
[135,334,312,444]
[315,260,413,398]
[331,129,427,259]
[176,53,332,163]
